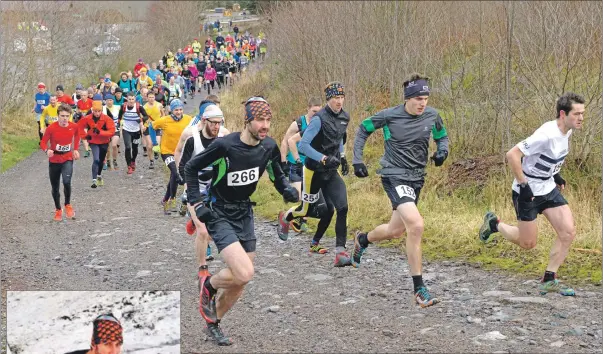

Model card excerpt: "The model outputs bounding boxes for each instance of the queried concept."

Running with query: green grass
[1,133,39,172]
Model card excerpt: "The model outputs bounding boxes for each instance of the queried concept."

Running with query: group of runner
[38,42,585,346]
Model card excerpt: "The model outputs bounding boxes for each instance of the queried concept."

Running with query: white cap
[202,105,224,120]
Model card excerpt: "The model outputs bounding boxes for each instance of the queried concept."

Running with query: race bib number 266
[227,167,259,186]
[395,184,416,200]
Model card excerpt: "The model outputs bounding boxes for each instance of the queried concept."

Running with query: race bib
[227,167,259,186]
[302,191,320,204]
[395,184,416,200]
[217,71,223,75]
[164,156,175,166]
[47,116,58,123]
[132,138,141,144]
[55,143,71,152]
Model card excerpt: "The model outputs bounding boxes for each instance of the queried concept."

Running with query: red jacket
[40,122,80,163]
[57,94,75,106]
[134,62,146,77]
[77,113,116,144]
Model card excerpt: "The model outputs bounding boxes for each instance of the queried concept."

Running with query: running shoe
[290,218,304,233]
[65,204,75,219]
[277,211,289,241]
[103,161,108,170]
[84,150,90,158]
[53,209,63,222]
[169,198,178,212]
[309,243,328,254]
[206,246,214,261]
[162,199,170,215]
[127,166,133,175]
[199,275,218,324]
[97,176,104,186]
[334,251,352,267]
[186,219,196,235]
[154,152,159,160]
[351,231,368,268]
[149,160,155,169]
[113,160,118,170]
[300,220,309,232]
[205,323,232,346]
[479,211,499,243]
[538,279,575,296]
[91,179,98,188]
[415,286,439,308]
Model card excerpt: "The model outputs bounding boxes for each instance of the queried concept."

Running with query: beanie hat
[202,105,224,120]
[170,99,184,111]
[324,82,345,101]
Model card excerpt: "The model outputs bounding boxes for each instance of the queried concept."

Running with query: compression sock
[358,232,371,248]
[543,271,556,282]
[412,275,425,293]
[490,217,500,232]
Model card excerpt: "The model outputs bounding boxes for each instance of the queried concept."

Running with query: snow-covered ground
[7,291,180,354]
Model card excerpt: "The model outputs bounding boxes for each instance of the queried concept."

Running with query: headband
[325,82,345,101]
[404,79,430,99]
[91,314,123,347]
[244,96,272,121]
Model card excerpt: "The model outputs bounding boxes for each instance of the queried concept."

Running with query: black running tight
[49,160,73,210]
[90,143,109,179]
[161,154,179,201]
[122,130,141,166]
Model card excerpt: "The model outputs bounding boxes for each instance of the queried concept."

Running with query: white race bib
[164,156,175,166]
[55,143,71,152]
[395,184,416,200]
[302,191,319,204]
[227,167,259,186]
[132,138,141,144]
[552,161,564,175]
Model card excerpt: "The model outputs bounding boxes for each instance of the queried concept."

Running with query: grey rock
[512,327,530,336]
[466,316,482,324]
[382,329,395,338]
[420,327,433,335]
[506,297,549,304]
[54,256,61,261]
[136,270,152,278]
[474,331,507,341]
[266,305,280,313]
[550,340,565,348]
[483,290,513,297]
[529,340,537,345]
[565,328,584,336]
[304,274,333,281]
[487,311,510,322]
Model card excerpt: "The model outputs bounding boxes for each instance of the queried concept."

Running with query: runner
[184,96,298,345]
[65,313,123,354]
[78,96,116,188]
[71,83,84,106]
[118,72,136,94]
[279,97,323,235]
[351,74,449,307]
[33,82,51,142]
[39,95,61,136]
[143,91,164,169]
[178,106,229,275]
[56,85,75,106]
[166,76,182,108]
[76,90,93,157]
[103,94,122,171]
[479,92,585,296]
[204,64,217,95]
[151,99,193,214]
[277,82,352,266]
[192,38,202,56]
[40,103,80,221]
[118,92,149,175]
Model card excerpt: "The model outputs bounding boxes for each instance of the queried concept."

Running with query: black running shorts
[512,187,568,222]
[206,203,256,253]
[381,176,423,210]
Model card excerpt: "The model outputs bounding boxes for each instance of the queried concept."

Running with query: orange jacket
[77,113,116,144]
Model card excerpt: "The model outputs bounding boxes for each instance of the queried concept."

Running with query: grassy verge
[219,63,602,285]
[1,109,40,173]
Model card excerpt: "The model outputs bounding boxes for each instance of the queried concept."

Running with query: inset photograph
[6,291,180,354]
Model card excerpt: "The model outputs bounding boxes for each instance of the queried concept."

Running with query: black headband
[404,79,430,99]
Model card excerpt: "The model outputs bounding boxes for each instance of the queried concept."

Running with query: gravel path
[1,71,602,354]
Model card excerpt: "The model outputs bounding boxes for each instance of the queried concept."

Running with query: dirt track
[1,77,602,354]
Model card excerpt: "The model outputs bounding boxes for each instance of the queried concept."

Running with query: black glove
[340,156,349,176]
[353,163,369,178]
[93,128,100,135]
[553,173,566,189]
[194,203,218,223]
[323,155,340,169]
[519,183,534,202]
[85,135,92,140]
[431,150,448,167]
[280,161,290,178]
[282,185,299,203]
[177,174,185,185]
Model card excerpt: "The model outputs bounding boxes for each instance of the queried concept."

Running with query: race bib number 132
[227,167,259,186]
[395,184,416,200]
